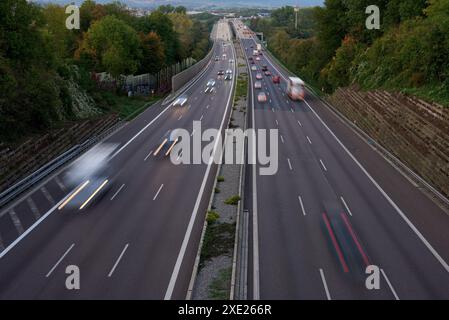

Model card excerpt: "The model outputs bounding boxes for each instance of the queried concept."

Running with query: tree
[84,16,142,77]
[139,32,165,74]
[137,11,181,65]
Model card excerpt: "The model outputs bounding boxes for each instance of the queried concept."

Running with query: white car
[256,56,261,61]
[257,92,267,103]
[256,73,263,80]
[251,65,257,71]
[207,79,216,87]
[226,69,233,75]
[254,81,262,89]
[173,94,188,107]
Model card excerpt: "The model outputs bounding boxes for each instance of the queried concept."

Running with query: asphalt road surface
[0,20,236,300]
[234,19,449,300]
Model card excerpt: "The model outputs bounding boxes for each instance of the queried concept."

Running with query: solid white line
[108,244,129,277]
[271,108,274,113]
[178,114,183,121]
[302,102,449,273]
[153,184,164,201]
[164,30,237,300]
[187,105,191,110]
[275,120,278,126]
[46,243,75,277]
[144,150,153,161]
[298,196,306,216]
[263,44,449,274]
[199,114,204,121]
[287,158,293,171]
[320,159,327,171]
[206,105,210,109]
[191,129,195,137]
[290,108,294,113]
[319,268,331,300]
[381,268,400,300]
[340,196,353,216]
[110,184,125,201]
[307,136,312,144]
[280,135,284,144]
[297,120,302,127]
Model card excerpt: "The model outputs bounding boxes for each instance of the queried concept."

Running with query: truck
[286,77,305,101]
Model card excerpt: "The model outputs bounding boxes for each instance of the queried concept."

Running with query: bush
[207,210,220,224]
[224,195,241,206]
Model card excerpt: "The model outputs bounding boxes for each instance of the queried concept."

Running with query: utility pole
[294,6,299,30]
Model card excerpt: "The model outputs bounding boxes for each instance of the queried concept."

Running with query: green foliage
[257,2,449,105]
[224,195,241,206]
[217,176,225,182]
[207,211,220,224]
[84,16,142,77]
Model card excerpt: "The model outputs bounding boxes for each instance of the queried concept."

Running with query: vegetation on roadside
[0,1,214,143]
[209,267,232,300]
[249,1,449,106]
[224,195,241,206]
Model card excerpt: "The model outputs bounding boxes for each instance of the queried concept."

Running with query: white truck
[286,77,305,101]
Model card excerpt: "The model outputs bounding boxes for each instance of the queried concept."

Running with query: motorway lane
[236,20,449,300]
[0,20,236,299]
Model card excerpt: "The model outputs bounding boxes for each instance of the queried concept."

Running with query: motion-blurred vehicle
[60,144,117,211]
[256,73,263,80]
[272,75,281,84]
[254,81,262,89]
[173,94,188,107]
[154,130,180,157]
[257,92,267,103]
[287,77,305,101]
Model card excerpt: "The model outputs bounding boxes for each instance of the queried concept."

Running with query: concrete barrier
[171,24,218,94]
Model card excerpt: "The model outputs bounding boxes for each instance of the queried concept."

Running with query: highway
[0,20,236,299]
[234,20,449,300]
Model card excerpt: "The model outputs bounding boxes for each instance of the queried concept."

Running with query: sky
[33,0,325,9]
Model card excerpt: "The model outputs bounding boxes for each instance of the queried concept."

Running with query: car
[154,129,180,157]
[226,69,233,75]
[251,65,257,71]
[222,54,227,60]
[256,56,261,61]
[217,70,225,76]
[225,74,233,81]
[248,56,253,60]
[254,81,262,89]
[250,60,255,64]
[207,79,216,87]
[214,56,219,61]
[256,73,263,80]
[173,94,188,107]
[262,65,268,71]
[257,92,267,103]
[272,75,281,84]
[229,59,234,64]
[61,144,117,211]
[264,71,272,76]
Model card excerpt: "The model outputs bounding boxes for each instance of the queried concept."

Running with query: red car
[272,75,281,84]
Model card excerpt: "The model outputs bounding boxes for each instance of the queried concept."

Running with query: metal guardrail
[0,120,123,210]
